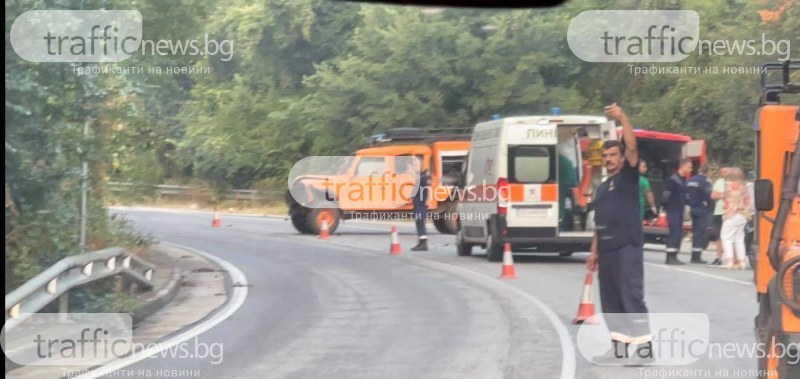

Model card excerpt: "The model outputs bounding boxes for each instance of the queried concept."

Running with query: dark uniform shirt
[593,162,643,252]
[663,173,687,212]
[686,174,712,210]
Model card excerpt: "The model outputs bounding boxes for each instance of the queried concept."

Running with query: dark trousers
[413,205,427,238]
[666,209,684,251]
[690,207,710,251]
[598,244,651,339]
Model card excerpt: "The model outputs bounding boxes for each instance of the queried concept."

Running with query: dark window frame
[508,145,557,184]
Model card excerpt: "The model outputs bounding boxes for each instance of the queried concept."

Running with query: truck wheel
[760,331,800,378]
[306,207,341,235]
[290,211,312,234]
[485,232,503,262]
[456,227,473,256]
[433,203,459,234]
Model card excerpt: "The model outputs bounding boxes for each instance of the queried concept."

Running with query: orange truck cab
[752,59,799,379]
[287,128,470,235]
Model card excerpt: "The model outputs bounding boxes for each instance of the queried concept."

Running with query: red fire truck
[625,129,709,242]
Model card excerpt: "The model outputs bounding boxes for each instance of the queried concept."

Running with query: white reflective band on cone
[581,285,593,303]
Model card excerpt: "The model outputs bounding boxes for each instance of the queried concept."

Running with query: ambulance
[456,114,618,261]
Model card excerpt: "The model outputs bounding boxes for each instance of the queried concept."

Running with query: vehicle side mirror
[754,179,774,211]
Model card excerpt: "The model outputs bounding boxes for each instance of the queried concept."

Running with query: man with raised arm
[586,103,652,366]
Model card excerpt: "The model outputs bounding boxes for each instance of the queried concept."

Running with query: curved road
[108,208,758,379]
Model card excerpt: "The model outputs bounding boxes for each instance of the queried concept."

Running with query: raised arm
[604,103,638,167]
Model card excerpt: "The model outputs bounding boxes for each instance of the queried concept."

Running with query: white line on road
[644,262,752,286]
[77,243,249,379]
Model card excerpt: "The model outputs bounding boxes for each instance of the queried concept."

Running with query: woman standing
[719,167,751,269]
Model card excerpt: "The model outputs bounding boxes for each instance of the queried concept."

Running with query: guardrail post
[114,276,124,293]
[128,282,139,295]
[58,292,69,322]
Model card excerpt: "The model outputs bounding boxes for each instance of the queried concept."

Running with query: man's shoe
[624,342,656,367]
[591,341,630,365]
[708,258,722,266]
[690,251,707,264]
[665,253,686,265]
[410,239,428,251]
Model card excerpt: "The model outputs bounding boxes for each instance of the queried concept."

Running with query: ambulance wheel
[485,233,503,262]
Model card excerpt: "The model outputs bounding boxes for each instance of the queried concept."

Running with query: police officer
[662,159,693,265]
[587,103,652,365]
[410,157,431,251]
[686,165,712,264]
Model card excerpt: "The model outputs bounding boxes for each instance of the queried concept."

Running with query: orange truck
[752,59,799,378]
[287,128,470,235]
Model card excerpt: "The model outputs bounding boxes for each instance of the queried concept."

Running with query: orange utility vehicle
[752,59,799,378]
[287,128,470,235]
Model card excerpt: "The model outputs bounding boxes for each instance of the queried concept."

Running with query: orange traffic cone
[500,243,516,279]
[211,207,222,227]
[390,226,402,255]
[318,219,330,240]
[572,272,599,325]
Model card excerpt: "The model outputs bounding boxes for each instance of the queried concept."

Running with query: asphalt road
[107,208,759,379]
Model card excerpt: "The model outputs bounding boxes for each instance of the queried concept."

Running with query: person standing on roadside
[745,171,756,268]
[586,103,652,365]
[410,156,431,251]
[719,167,751,269]
[638,160,658,221]
[709,167,730,266]
[686,165,713,264]
[662,159,693,265]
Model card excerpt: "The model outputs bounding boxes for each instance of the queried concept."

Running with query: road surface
[105,208,759,379]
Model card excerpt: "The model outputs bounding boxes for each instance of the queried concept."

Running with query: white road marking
[77,243,249,379]
[644,262,752,286]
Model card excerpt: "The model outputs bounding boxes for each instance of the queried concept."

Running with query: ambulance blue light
[491,114,501,120]
[550,107,562,116]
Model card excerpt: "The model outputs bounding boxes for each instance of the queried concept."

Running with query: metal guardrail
[4,247,155,330]
[107,182,281,202]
